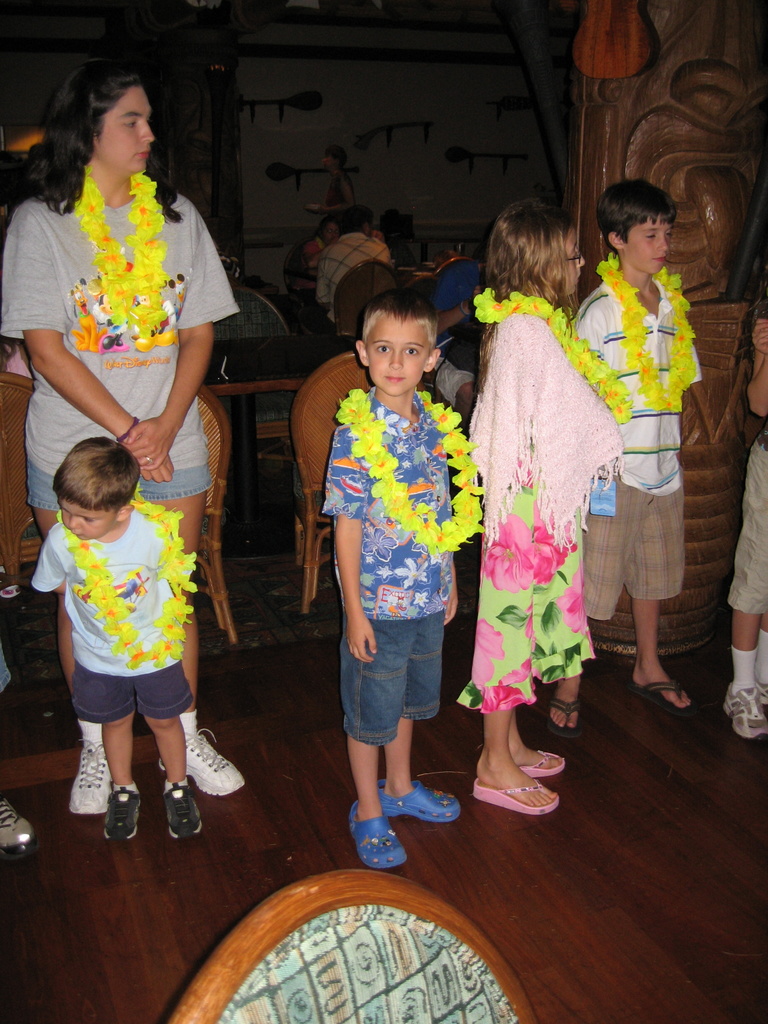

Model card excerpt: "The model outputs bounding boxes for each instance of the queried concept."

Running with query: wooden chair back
[290,351,369,613]
[168,869,539,1024]
[196,385,237,644]
[0,372,40,584]
[333,258,398,337]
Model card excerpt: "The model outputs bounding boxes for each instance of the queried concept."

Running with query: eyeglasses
[567,250,583,262]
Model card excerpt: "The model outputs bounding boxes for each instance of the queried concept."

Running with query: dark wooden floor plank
[2,611,767,1024]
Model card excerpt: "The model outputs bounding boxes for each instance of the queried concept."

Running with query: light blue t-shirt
[32,510,183,674]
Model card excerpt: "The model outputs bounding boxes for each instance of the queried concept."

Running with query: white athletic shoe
[69,741,111,814]
[0,793,38,860]
[181,729,244,796]
[723,687,768,741]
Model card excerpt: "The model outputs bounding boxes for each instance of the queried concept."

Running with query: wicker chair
[196,385,237,644]
[332,258,398,337]
[0,372,40,585]
[290,351,369,613]
[168,869,539,1024]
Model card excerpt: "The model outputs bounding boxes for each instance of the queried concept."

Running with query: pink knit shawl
[470,314,624,547]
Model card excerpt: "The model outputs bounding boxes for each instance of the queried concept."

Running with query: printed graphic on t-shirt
[375,585,413,617]
[74,568,151,612]
[69,273,187,355]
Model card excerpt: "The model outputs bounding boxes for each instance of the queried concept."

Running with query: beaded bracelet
[116,417,140,443]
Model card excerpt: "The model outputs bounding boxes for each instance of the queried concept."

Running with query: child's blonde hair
[362,288,438,347]
[53,437,139,512]
[479,199,575,390]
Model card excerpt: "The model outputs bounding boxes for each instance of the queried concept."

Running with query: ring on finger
[145,456,153,465]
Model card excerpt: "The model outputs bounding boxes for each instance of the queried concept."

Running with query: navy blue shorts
[340,611,444,745]
[72,660,192,724]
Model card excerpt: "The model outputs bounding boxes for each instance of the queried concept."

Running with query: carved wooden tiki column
[159,27,243,264]
[564,0,768,653]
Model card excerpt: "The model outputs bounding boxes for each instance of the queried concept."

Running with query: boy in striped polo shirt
[577,180,701,720]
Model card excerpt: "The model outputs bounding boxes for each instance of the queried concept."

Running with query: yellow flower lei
[337,389,484,554]
[74,167,168,341]
[474,288,633,423]
[61,497,197,670]
[597,252,697,412]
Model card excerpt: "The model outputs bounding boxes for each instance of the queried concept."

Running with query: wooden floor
[1,601,766,1024]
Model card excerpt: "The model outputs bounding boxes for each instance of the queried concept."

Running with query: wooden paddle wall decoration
[573,0,658,79]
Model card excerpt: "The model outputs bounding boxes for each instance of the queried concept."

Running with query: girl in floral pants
[458,200,623,815]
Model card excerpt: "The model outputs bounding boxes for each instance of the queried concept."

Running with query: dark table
[204,333,354,556]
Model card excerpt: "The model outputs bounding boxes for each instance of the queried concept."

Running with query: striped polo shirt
[577,279,701,496]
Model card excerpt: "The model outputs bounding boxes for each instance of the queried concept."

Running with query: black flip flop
[626,680,698,717]
[547,697,583,738]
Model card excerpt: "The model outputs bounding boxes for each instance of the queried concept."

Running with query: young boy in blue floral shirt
[324,289,470,868]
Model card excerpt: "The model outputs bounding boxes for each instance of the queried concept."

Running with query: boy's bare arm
[334,515,377,663]
[747,319,768,417]
[444,563,458,624]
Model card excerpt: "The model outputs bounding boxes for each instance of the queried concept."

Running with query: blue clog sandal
[377,779,461,822]
[349,803,407,869]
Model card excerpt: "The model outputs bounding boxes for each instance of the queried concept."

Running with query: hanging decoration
[445,146,528,174]
[353,121,433,150]
[266,161,359,190]
[485,95,533,120]
[238,90,323,123]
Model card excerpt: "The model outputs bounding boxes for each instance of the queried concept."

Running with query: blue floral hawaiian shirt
[323,389,454,620]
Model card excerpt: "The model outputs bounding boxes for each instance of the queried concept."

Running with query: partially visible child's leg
[381,717,413,798]
[348,736,383,821]
[724,609,768,740]
[631,597,692,709]
[34,505,111,815]
[477,709,557,811]
[548,674,582,735]
[145,715,187,784]
[754,615,768,693]
[101,713,135,786]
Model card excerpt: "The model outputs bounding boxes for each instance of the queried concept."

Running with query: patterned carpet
[0,538,481,687]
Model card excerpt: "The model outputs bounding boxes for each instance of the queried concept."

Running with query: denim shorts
[27,458,211,511]
[72,659,192,724]
[340,611,445,745]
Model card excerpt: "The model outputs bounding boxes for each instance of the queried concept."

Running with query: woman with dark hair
[305,143,355,216]
[1,60,244,816]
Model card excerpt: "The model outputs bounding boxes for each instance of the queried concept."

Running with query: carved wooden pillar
[159,27,243,264]
[564,0,768,653]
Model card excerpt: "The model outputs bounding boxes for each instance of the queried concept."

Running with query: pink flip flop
[519,750,565,778]
[473,779,559,815]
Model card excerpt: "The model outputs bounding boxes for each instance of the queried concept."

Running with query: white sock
[79,719,103,745]
[114,781,138,793]
[730,647,758,694]
[180,710,198,741]
[164,777,188,793]
[755,629,768,688]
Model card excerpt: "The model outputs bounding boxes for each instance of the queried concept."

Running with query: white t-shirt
[32,510,183,675]
[577,279,701,495]
[1,194,238,474]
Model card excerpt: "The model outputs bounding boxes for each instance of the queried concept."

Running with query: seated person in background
[305,144,355,216]
[0,333,31,376]
[300,205,391,334]
[431,251,482,428]
[289,215,341,304]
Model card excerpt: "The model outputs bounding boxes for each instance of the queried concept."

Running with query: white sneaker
[757,678,768,705]
[69,741,111,814]
[723,687,768,741]
[184,729,244,796]
[0,793,38,860]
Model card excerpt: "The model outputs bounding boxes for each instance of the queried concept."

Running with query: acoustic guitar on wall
[573,0,658,80]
